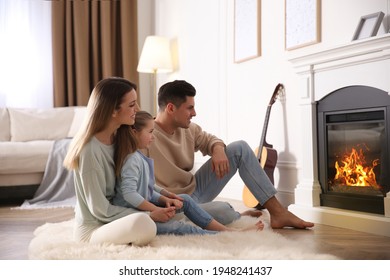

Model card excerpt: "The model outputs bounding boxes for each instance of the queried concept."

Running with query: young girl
[63,78,156,245]
[114,111,264,235]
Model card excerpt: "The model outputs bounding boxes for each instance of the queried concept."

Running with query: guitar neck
[256,104,272,160]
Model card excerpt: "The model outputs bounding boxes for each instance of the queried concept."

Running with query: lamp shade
[137,36,173,73]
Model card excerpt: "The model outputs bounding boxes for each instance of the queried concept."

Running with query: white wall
[137,0,154,113]
[141,0,390,205]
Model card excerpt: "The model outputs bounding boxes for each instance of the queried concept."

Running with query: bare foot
[241,209,263,218]
[237,220,264,232]
[229,220,264,232]
[270,210,314,229]
[253,220,264,231]
[263,196,314,229]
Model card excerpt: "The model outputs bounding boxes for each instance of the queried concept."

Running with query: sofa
[0,106,86,201]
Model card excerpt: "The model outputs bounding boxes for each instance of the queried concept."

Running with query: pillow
[9,108,74,142]
[0,108,10,141]
[67,107,87,137]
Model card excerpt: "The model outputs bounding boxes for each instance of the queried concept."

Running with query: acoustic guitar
[242,83,284,208]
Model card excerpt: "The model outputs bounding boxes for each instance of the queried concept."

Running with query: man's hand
[211,144,230,179]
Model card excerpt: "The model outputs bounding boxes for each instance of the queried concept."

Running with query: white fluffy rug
[29,216,338,260]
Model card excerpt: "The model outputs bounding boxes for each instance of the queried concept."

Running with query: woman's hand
[149,206,176,222]
[161,190,184,201]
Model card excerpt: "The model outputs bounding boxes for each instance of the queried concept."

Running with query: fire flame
[334,147,380,188]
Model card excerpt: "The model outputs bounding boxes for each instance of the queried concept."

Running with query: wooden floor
[1,201,390,260]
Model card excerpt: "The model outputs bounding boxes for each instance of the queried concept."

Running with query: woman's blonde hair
[63,77,137,174]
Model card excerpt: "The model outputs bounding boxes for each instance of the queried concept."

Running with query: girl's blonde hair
[132,111,154,133]
[113,111,154,176]
[63,77,138,175]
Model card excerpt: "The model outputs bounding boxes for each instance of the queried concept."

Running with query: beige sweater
[147,122,224,194]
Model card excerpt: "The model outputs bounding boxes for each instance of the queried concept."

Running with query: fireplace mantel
[290,34,390,73]
[288,34,390,237]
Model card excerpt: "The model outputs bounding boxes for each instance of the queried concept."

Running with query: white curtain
[0,0,53,108]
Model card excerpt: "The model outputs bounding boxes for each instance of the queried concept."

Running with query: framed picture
[234,0,261,63]
[352,12,385,41]
[285,0,321,50]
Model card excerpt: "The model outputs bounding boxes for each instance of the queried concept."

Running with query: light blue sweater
[114,150,162,209]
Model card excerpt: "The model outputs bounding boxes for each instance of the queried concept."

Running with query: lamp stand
[152,69,157,116]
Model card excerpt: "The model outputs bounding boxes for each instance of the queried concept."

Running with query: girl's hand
[149,206,176,222]
[165,198,183,210]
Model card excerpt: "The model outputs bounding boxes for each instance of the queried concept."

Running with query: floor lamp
[137,36,173,116]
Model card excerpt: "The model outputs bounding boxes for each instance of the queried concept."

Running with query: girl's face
[134,119,155,149]
[116,89,139,126]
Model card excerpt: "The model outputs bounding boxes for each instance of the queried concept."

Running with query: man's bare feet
[270,210,314,229]
[241,209,263,218]
[264,197,314,229]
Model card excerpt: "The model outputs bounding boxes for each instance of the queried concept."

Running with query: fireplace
[287,34,390,237]
[317,85,390,214]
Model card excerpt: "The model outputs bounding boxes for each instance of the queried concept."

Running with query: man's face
[171,96,196,129]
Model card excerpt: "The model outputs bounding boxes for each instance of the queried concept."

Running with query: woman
[63,77,156,245]
[113,111,264,235]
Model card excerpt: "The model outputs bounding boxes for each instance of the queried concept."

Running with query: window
[0,0,53,108]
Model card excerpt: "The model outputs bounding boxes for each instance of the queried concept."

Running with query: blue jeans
[191,140,277,224]
[156,194,217,235]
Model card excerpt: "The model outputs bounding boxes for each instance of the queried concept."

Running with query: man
[148,80,314,229]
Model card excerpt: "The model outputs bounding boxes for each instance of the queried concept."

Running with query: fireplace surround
[317,85,390,215]
[288,34,390,237]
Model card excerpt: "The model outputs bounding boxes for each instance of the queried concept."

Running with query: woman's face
[116,89,139,126]
[134,119,155,149]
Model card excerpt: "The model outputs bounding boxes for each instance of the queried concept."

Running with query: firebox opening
[327,111,385,196]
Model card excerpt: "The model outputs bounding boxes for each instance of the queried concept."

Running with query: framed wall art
[234,0,261,63]
[352,12,385,41]
[285,0,321,50]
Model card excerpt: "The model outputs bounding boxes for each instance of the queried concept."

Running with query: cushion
[67,107,87,138]
[0,108,10,141]
[9,108,74,142]
[0,140,53,173]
